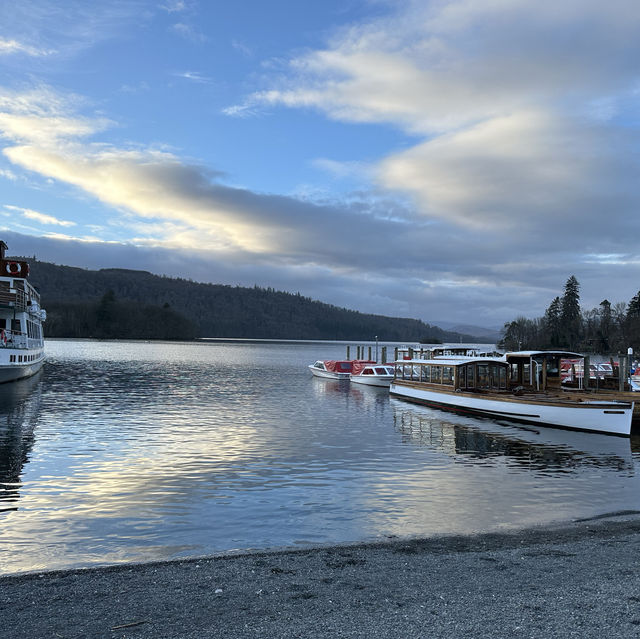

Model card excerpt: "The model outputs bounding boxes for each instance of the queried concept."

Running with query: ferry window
[499,367,507,389]
[466,365,475,388]
[403,365,412,379]
[431,366,442,384]
[442,366,454,385]
[477,364,489,388]
[421,365,430,382]
[523,364,531,384]
[458,366,466,388]
[11,319,21,332]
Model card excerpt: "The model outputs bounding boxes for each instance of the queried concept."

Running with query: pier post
[382,347,387,364]
[368,346,372,360]
[408,347,414,359]
[619,355,626,391]
[583,355,590,390]
[394,347,398,361]
[346,346,350,359]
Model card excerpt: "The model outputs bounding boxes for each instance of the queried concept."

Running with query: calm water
[1,339,640,574]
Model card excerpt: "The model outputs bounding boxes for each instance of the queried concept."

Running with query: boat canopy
[321,360,355,373]
[350,360,378,375]
[504,351,583,361]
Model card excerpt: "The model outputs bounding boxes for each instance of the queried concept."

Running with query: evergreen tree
[597,299,612,352]
[543,296,562,347]
[561,276,581,349]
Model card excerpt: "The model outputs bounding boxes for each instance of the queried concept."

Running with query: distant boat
[308,359,374,380]
[0,241,46,383]
[350,362,395,387]
[390,351,634,436]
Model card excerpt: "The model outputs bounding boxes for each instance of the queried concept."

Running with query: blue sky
[1,0,640,329]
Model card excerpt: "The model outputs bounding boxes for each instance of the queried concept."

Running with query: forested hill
[26,260,482,342]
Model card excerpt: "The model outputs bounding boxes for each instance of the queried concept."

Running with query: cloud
[0,1,148,61]
[3,204,76,227]
[0,37,54,57]
[247,0,640,134]
[171,22,207,43]
[173,70,213,84]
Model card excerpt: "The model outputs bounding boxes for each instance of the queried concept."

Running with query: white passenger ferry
[0,241,46,383]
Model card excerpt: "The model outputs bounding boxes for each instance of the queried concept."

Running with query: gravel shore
[3,513,640,638]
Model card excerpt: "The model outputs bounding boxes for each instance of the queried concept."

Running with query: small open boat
[350,362,395,387]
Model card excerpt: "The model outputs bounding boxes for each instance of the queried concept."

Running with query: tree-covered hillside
[27,260,482,341]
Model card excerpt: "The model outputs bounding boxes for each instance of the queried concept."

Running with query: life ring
[4,261,22,276]
[0,330,6,346]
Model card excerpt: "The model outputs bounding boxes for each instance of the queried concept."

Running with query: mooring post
[382,347,387,364]
[394,347,398,361]
[368,346,372,360]
[346,345,350,359]
[583,355,590,390]
[619,355,626,391]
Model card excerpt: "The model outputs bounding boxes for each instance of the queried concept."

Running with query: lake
[1,339,640,574]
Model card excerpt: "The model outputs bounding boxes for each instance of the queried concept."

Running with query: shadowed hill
[26,260,483,342]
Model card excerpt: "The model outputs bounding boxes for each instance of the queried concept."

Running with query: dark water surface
[1,339,639,573]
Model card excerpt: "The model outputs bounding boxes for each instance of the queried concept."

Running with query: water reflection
[2,340,640,574]
[392,400,635,474]
[0,372,42,512]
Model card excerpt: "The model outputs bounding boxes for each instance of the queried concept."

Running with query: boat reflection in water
[0,371,42,513]
[391,398,637,475]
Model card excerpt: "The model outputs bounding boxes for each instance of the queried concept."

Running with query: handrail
[0,288,28,311]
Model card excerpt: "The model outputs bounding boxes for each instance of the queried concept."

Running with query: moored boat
[0,241,46,383]
[350,362,395,387]
[390,352,634,436]
[308,359,374,380]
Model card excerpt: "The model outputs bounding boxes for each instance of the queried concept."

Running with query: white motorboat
[390,352,634,436]
[350,362,395,387]
[308,359,375,380]
[0,241,46,383]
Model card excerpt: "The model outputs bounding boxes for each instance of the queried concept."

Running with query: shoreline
[3,513,640,637]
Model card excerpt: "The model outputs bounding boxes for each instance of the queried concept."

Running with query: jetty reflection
[0,372,42,511]
[392,399,636,474]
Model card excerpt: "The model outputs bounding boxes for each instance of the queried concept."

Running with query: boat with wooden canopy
[390,351,634,436]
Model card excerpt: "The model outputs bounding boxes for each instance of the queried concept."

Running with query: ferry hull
[0,358,44,384]
[390,382,634,436]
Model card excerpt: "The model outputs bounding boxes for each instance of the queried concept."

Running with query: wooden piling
[583,355,590,390]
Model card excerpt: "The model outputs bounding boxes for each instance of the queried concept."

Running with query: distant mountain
[25,259,492,342]
[430,321,503,343]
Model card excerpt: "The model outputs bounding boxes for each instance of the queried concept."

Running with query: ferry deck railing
[0,288,28,311]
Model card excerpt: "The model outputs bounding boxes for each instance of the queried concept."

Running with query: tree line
[499,275,640,354]
[27,260,485,342]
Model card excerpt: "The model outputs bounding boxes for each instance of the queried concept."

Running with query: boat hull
[350,375,393,387]
[308,365,350,380]
[0,358,44,384]
[390,382,634,436]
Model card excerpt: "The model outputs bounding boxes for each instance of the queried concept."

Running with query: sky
[1,0,640,330]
